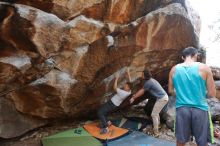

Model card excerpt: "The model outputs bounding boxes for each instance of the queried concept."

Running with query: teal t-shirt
[173,62,208,111]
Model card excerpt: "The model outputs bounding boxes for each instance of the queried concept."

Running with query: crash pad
[107,131,175,146]
[83,122,129,140]
[42,127,102,146]
[112,117,152,131]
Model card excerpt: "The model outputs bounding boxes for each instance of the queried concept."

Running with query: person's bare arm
[126,67,132,82]
[130,88,145,103]
[206,65,216,98]
[168,66,176,96]
[133,88,145,99]
[113,73,119,92]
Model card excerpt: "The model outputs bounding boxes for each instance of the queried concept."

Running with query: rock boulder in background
[212,67,220,80]
[215,81,220,102]
[0,98,46,138]
[15,0,186,23]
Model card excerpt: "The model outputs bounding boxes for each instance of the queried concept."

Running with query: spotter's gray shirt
[144,78,167,99]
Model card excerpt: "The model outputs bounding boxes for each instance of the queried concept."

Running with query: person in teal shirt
[168,47,217,146]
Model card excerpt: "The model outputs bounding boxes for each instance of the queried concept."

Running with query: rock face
[208,97,220,121]
[0,98,46,138]
[0,0,199,138]
[184,0,201,36]
[215,81,220,102]
[161,96,176,130]
[212,67,220,80]
[15,0,187,23]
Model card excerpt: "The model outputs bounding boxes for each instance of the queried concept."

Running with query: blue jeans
[97,100,117,128]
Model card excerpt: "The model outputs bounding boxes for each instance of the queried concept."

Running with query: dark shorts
[175,107,214,146]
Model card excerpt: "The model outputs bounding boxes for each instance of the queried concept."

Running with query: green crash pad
[42,127,102,146]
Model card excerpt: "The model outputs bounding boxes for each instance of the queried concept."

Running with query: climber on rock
[97,67,132,134]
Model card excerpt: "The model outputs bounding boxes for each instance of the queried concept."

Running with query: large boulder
[0,2,110,93]
[14,0,189,24]
[208,97,220,121]
[212,67,220,80]
[161,96,176,130]
[15,0,104,20]
[184,0,201,36]
[0,98,46,138]
[215,81,220,105]
[0,1,199,138]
